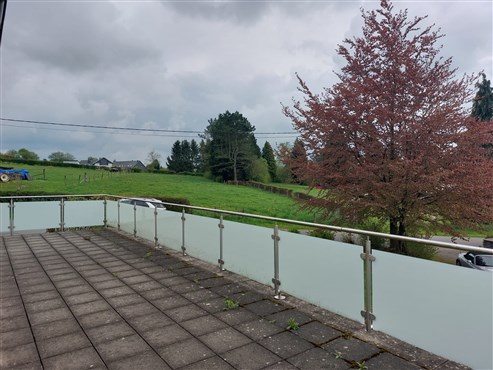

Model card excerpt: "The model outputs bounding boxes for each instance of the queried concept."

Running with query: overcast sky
[1,0,492,163]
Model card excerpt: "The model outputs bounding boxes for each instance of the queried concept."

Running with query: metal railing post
[8,198,14,236]
[218,214,225,270]
[360,236,375,331]
[59,198,65,231]
[272,224,285,300]
[181,209,187,256]
[154,207,159,248]
[133,203,137,237]
[103,199,107,227]
[117,200,121,231]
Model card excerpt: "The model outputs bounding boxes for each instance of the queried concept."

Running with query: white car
[120,198,166,210]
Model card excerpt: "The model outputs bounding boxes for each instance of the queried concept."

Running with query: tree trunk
[233,156,238,183]
[389,217,407,254]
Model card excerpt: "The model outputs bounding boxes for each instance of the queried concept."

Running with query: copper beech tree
[283,0,493,253]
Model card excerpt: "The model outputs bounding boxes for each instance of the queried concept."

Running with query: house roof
[113,160,145,168]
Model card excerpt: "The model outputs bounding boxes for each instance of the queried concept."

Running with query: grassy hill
[0,162,321,226]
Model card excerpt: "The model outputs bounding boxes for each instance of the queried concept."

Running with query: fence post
[181,209,187,256]
[59,198,65,231]
[133,202,137,237]
[117,200,121,231]
[272,224,285,300]
[218,214,225,271]
[8,198,15,236]
[360,236,375,331]
[103,199,107,227]
[64,175,67,188]
[154,207,159,248]
[43,169,45,180]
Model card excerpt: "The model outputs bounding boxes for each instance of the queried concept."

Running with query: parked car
[456,252,493,272]
[120,198,166,210]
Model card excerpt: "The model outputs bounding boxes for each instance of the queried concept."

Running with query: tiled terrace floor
[1,229,469,370]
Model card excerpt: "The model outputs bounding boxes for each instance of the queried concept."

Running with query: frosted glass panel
[135,207,155,240]
[15,201,60,230]
[279,231,364,323]
[184,213,221,265]
[119,203,134,235]
[373,250,493,370]
[106,200,118,227]
[65,201,104,228]
[156,211,182,251]
[0,203,9,233]
[223,220,273,286]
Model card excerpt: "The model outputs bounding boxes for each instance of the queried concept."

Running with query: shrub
[310,228,335,240]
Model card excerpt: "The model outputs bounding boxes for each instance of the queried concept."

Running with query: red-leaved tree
[283,0,493,253]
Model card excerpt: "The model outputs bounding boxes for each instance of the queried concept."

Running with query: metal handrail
[2,194,492,255]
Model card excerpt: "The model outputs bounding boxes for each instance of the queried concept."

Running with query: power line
[0,117,297,136]
[2,122,298,139]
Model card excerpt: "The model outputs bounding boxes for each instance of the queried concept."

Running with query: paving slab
[294,320,342,345]
[259,331,315,359]
[199,327,252,353]
[322,336,381,362]
[0,327,34,349]
[181,315,229,336]
[95,334,151,362]
[86,322,137,344]
[37,331,91,359]
[180,355,234,370]
[222,342,282,370]
[287,347,350,369]
[141,324,192,347]
[106,350,171,370]
[234,318,284,341]
[364,352,422,370]
[41,347,106,370]
[157,337,215,369]
[0,342,39,369]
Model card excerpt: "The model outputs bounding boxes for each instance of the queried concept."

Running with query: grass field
[0,162,321,226]
[1,162,491,237]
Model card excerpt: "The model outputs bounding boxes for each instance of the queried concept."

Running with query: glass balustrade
[2,197,492,370]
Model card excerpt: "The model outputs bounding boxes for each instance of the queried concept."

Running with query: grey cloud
[5,2,161,73]
[165,1,271,24]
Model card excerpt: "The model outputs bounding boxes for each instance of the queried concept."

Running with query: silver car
[456,252,493,272]
[120,198,166,210]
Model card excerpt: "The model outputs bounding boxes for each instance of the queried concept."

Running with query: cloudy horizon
[1,0,491,164]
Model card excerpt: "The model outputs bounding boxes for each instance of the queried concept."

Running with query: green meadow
[0,162,320,226]
[1,162,491,237]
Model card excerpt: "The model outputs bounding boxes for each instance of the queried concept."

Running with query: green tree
[166,141,183,172]
[87,156,98,164]
[472,73,493,121]
[180,140,194,172]
[250,158,271,183]
[472,73,493,156]
[48,151,75,162]
[190,139,202,172]
[146,150,161,170]
[203,111,260,182]
[18,148,40,161]
[261,141,277,182]
[5,149,19,159]
[290,139,307,184]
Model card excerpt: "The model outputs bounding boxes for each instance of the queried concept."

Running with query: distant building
[93,157,113,168]
[62,160,80,165]
[113,160,146,171]
[79,159,96,166]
